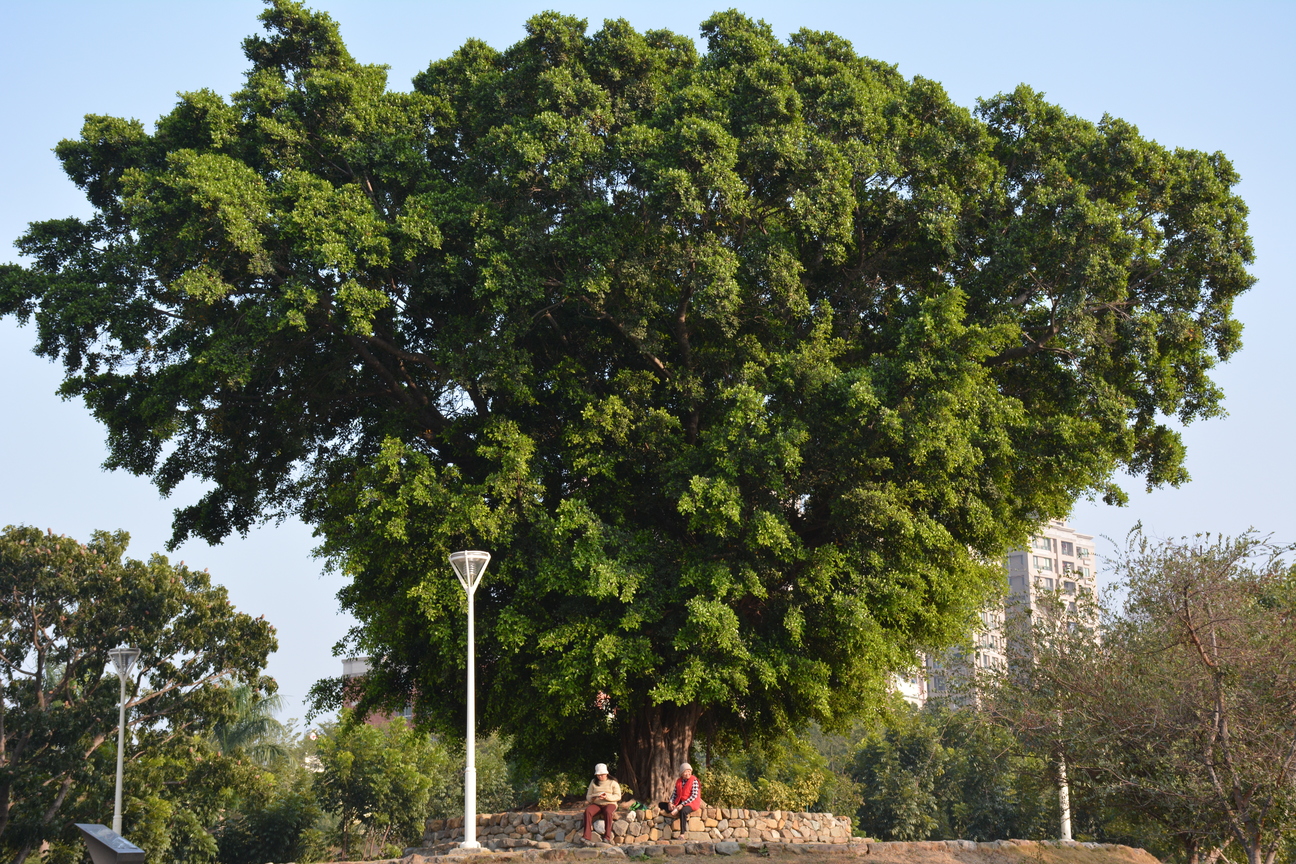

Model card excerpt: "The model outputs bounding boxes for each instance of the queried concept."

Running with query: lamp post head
[108,645,141,679]
[449,550,491,594]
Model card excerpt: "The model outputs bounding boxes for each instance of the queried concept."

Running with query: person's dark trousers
[584,802,616,841]
[658,802,684,834]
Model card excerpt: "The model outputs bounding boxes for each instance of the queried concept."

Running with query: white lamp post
[449,550,491,850]
[107,645,141,835]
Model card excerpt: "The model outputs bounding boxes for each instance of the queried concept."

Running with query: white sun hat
[594,763,609,774]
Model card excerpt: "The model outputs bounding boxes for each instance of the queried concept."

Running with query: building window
[1009,553,1025,569]
[1061,541,1074,556]
[1082,567,1090,578]
[1010,575,1026,591]
[1033,555,1054,571]
[1064,580,1076,594]
[1077,547,1090,558]
[1032,537,1053,552]
[1039,577,1055,590]
[1067,601,1077,614]
[1063,560,1076,573]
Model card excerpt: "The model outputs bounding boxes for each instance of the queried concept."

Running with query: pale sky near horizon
[1,1,1292,720]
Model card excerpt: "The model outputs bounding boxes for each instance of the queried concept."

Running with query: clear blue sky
[2,1,1292,719]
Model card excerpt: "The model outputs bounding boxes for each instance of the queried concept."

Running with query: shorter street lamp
[449,550,491,850]
[107,645,140,836]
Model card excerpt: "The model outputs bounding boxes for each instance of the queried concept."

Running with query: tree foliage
[702,725,836,814]
[850,705,1056,842]
[0,0,1254,801]
[313,712,452,858]
[0,526,277,864]
[989,533,1296,864]
[210,682,289,766]
[215,779,324,864]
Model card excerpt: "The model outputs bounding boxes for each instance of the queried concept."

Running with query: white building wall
[1006,520,1098,615]
[892,670,928,708]
[915,520,1098,704]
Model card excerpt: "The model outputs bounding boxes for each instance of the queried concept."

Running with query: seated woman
[583,763,622,843]
[658,762,702,832]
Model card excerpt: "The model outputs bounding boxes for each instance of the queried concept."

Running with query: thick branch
[986,323,1065,366]
[578,297,670,378]
[344,333,448,433]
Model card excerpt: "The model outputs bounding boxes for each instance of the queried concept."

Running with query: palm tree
[211,682,289,766]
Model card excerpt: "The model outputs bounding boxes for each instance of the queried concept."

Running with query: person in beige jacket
[583,763,622,842]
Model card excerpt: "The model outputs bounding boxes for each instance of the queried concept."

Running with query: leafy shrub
[699,769,755,808]
[217,787,322,864]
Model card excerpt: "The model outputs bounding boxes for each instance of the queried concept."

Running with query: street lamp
[107,645,141,836]
[448,550,491,850]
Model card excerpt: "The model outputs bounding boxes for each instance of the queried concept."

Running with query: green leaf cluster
[313,711,453,857]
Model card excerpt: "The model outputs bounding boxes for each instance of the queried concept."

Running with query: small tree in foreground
[0,525,277,864]
[990,533,1296,864]
[313,712,444,858]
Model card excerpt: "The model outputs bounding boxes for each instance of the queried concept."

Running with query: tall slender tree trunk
[1057,753,1072,841]
[618,702,703,806]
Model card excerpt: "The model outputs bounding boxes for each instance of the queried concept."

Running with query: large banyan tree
[0,1,1253,801]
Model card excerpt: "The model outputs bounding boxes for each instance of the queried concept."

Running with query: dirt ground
[835,844,1160,864]
[629,847,1162,864]
[377,841,1162,864]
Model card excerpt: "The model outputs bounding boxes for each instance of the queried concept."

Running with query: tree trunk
[1243,828,1262,864]
[1056,753,1072,841]
[618,702,703,806]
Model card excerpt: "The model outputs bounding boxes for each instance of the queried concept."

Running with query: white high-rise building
[893,668,928,707]
[900,520,1097,707]
[1006,521,1098,616]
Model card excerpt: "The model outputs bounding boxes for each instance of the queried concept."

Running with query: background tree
[988,532,1296,864]
[0,525,277,864]
[849,704,1056,842]
[0,1,1254,802]
[213,718,331,864]
[210,683,289,766]
[118,733,266,864]
[215,777,325,864]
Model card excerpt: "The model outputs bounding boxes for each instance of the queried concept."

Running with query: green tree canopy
[0,2,1253,801]
[0,526,277,864]
[210,682,289,766]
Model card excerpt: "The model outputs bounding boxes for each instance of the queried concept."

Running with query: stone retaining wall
[420,808,852,852]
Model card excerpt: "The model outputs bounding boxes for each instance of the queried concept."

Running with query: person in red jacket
[658,763,702,833]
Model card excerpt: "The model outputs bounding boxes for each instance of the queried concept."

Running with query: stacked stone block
[421,808,852,853]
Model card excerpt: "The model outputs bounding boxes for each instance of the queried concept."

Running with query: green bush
[314,713,441,858]
[701,725,859,819]
[699,769,755,808]
[217,786,323,864]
